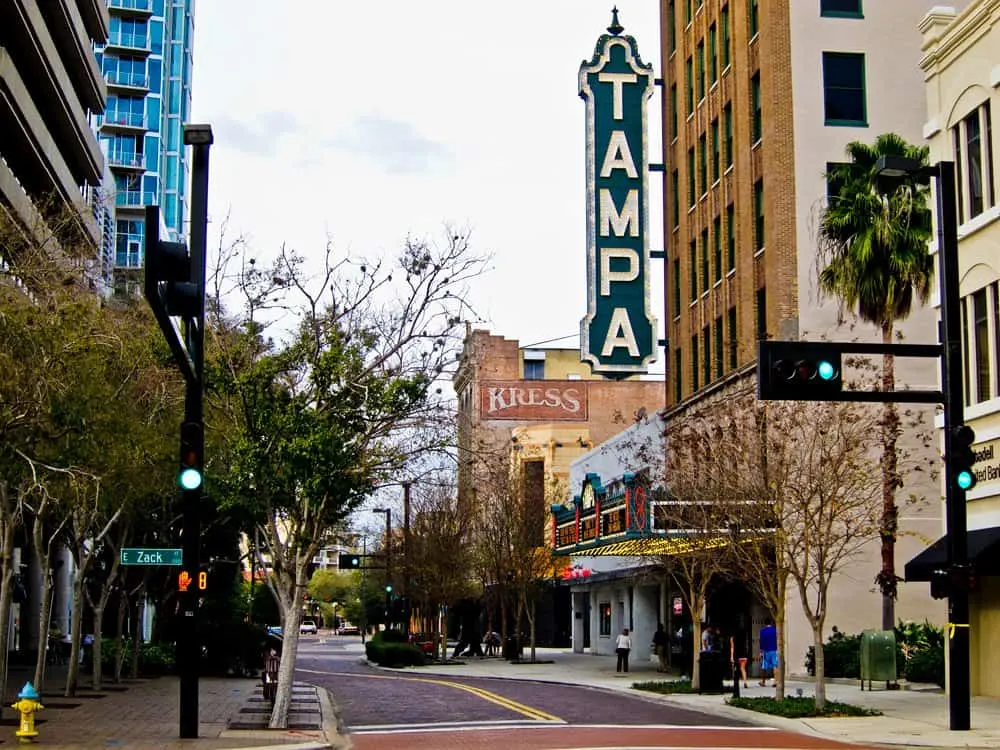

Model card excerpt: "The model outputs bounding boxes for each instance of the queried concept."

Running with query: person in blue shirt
[758,618,778,686]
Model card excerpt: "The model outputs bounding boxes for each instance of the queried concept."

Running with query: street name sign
[579,12,657,376]
[120,547,183,566]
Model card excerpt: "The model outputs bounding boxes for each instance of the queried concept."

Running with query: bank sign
[579,19,657,375]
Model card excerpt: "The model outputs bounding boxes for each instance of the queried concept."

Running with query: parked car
[337,622,360,636]
[299,619,318,635]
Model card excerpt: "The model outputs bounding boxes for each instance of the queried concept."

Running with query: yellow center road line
[296,668,563,723]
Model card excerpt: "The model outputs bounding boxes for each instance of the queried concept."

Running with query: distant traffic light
[385,584,393,593]
[757,341,843,401]
[145,210,201,319]
[338,554,362,570]
[950,424,977,491]
[178,422,203,491]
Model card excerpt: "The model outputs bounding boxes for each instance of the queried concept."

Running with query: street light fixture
[875,155,970,731]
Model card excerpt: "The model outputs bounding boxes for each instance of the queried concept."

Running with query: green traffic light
[957,470,975,491]
[178,467,203,491]
[385,585,393,593]
[817,360,837,381]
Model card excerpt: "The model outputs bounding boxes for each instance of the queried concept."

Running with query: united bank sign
[579,12,657,375]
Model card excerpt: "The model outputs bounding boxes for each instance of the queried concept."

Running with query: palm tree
[817,132,934,632]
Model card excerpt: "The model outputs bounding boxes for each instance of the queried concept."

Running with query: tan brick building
[454,327,665,527]
[658,0,958,671]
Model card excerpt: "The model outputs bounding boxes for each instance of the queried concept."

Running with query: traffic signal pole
[934,161,970,731]
[178,125,212,739]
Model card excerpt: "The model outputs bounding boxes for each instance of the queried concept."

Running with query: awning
[904,527,1000,581]
[569,534,769,557]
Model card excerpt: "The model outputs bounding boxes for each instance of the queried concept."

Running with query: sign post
[579,10,657,376]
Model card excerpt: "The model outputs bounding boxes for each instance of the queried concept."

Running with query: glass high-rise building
[94,0,194,294]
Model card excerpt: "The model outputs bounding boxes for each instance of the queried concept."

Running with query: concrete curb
[317,685,351,750]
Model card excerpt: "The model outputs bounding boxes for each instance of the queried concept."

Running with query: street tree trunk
[812,622,827,709]
[0,500,16,704]
[64,568,85,697]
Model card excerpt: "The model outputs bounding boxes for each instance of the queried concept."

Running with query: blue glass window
[148,60,162,93]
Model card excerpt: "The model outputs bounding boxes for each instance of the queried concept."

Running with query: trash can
[859,629,896,688]
[698,650,725,693]
[503,636,523,661]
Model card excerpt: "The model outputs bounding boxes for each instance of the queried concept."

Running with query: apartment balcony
[104,70,149,94]
[108,0,154,18]
[98,111,147,134]
[115,190,156,209]
[104,31,151,56]
[106,151,145,172]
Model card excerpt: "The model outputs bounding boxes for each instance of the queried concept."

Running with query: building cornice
[919,0,999,75]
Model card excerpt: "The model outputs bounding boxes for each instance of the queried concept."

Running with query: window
[703,325,712,384]
[674,349,683,402]
[726,203,735,271]
[972,287,992,403]
[721,5,731,69]
[701,228,709,291]
[523,359,545,379]
[689,239,698,299]
[709,24,718,84]
[691,335,700,390]
[711,118,720,183]
[523,461,545,542]
[728,306,738,369]
[953,104,996,221]
[698,134,707,196]
[713,216,722,283]
[670,85,678,141]
[697,41,705,101]
[751,73,762,143]
[668,0,676,53]
[756,287,767,340]
[688,148,697,207]
[672,169,680,225]
[686,57,694,113]
[724,103,733,168]
[599,603,612,636]
[822,52,867,126]
[714,317,724,379]
[750,0,759,37]
[821,0,863,17]
[672,258,681,317]
[754,179,765,252]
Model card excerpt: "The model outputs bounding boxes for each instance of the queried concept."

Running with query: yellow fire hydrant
[11,682,43,743]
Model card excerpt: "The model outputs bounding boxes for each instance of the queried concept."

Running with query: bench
[262,651,280,702]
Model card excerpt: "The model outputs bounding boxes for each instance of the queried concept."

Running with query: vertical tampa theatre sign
[579,10,657,375]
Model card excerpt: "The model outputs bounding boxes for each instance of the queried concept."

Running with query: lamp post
[372,508,392,627]
[875,155,969,731]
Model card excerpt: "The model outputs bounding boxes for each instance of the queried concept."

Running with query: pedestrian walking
[615,628,632,673]
[758,617,778,686]
[730,627,748,688]
[653,623,668,672]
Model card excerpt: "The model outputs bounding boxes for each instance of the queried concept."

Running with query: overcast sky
[191,1,663,362]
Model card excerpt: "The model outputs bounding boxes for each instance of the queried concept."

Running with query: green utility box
[859,629,897,688]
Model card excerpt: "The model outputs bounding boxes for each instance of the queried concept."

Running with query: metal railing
[106,32,150,51]
[115,191,157,208]
[107,152,145,169]
[104,71,149,89]
[109,0,153,11]
[99,111,146,129]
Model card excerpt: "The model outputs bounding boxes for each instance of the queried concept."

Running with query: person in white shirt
[615,628,632,673]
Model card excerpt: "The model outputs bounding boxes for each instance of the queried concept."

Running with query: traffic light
[338,554,361,570]
[385,584,393,593]
[930,569,949,600]
[757,341,843,401]
[950,424,977,491]
[145,209,201,319]
[178,422,203,491]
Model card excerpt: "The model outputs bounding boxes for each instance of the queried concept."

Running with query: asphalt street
[294,635,878,750]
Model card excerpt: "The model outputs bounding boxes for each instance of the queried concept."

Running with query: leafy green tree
[207,231,488,727]
[308,568,353,606]
[818,132,933,630]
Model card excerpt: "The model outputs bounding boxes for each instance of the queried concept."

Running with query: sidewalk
[0,661,340,750]
[386,643,1000,748]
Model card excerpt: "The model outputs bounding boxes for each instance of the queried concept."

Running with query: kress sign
[579,12,657,375]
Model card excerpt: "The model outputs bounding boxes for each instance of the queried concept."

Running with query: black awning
[904,527,1000,581]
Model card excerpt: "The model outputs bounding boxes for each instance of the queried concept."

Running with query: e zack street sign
[579,16,657,375]
[120,547,183,566]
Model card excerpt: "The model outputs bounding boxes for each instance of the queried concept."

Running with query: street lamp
[372,508,392,628]
[875,155,969,731]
